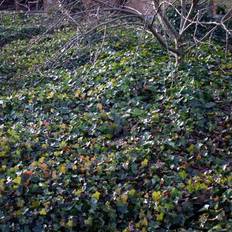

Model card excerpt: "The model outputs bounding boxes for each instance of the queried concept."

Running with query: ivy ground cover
[0,13,232,231]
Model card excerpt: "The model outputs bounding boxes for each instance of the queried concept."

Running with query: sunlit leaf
[92,191,101,201]
[152,191,161,202]
[13,176,21,185]
[39,208,47,216]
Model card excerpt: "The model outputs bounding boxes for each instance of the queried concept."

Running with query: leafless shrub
[47,0,232,66]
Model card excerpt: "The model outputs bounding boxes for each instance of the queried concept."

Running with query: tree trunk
[174,39,184,67]
[208,0,216,17]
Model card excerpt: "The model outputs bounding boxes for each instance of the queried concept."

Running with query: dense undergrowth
[0,13,232,231]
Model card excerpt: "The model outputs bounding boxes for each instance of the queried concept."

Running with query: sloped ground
[0,14,232,231]
[0,13,47,47]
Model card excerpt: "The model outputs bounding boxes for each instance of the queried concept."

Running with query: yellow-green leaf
[38,156,45,163]
[66,219,74,228]
[74,89,81,98]
[59,164,66,174]
[31,200,40,208]
[179,170,187,179]
[74,189,83,197]
[187,144,196,154]
[39,208,47,216]
[152,112,159,122]
[152,191,161,202]
[141,158,149,167]
[92,191,101,201]
[0,151,6,157]
[47,91,54,99]
[141,217,148,226]
[156,212,164,221]
[120,193,128,203]
[0,179,5,192]
[13,176,21,185]
[128,189,136,197]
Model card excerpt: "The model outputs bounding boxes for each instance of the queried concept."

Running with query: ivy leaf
[31,200,40,209]
[187,144,196,154]
[97,103,103,111]
[179,170,187,179]
[120,194,128,204]
[59,164,67,174]
[156,212,164,222]
[141,158,149,167]
[92,191,101,201]
[39,208,47,216]
[13,176,21,185]
[66,219,74,228]
[152,191,162,202]
[74,89,81,98]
